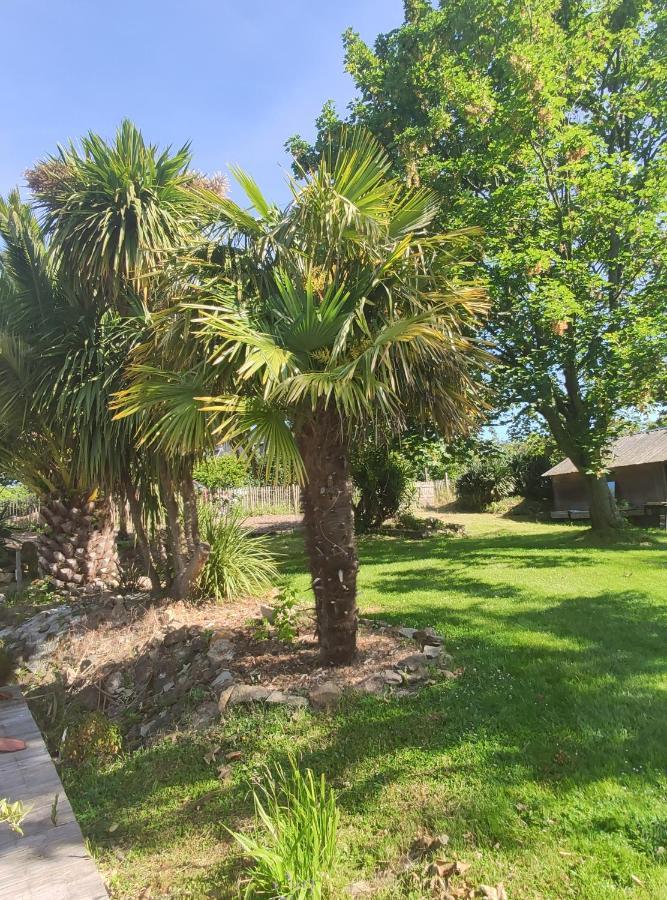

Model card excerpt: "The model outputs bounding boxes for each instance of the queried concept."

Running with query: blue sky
[2,0,403,204]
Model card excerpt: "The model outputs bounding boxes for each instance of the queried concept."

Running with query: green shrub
[61,712,122,767]
[197,505,279,602]
[395,511,445,533]
[456,455,516,511]
[352,445,414,533]
[194,455,249,490]
[231,757,340,899]
[509,435,557,500]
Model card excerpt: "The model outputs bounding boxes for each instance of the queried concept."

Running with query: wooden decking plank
[0,685,108,899]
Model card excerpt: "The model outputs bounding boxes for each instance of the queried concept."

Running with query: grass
[63,514,667,898]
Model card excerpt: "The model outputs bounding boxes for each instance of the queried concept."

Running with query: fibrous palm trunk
[297,407,358,665]
[37,495,119,592]
[159,462,210,601]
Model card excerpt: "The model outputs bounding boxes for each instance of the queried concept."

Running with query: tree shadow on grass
[296,586,667,818]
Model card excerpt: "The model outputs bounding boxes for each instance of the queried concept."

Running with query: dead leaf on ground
[217,764,232,782]
[225,750,243,761]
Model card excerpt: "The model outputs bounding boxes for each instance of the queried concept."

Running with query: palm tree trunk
[123,478,162,593]
[159,462,209,600]
[297,407,358,665]
[37,495,119,591]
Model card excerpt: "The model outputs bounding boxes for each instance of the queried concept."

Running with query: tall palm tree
[26,120,224,598]
[117,129,488,663]
[0,193,122,589]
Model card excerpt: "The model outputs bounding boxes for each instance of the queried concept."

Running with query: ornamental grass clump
[197,504,278,602]
[231,757,340,899]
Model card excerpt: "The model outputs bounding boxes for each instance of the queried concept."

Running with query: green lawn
[66,515,667,898]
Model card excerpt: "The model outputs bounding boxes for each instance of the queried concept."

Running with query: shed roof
[543,429,667,477]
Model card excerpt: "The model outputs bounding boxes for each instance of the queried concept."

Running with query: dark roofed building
[543,429,667,521]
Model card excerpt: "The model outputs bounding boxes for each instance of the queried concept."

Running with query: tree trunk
[159,462,209,601]
[297,407,358,665]
[583,474,625,533]
[37,495,119,592]
[124,479,162,593]
[117,488,129,541]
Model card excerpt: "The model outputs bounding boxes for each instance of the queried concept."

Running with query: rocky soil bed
[0,590,460,749]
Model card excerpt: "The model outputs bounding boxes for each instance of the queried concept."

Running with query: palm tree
[26,120,224,598]
[0,193,122,590]
[118,129,488,663]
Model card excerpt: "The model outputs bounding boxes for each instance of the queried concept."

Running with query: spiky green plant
[230,758,340,900]
[197,504,278,602]
[115,127,489,662]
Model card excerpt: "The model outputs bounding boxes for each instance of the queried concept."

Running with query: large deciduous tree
[118,128,488,663]
[292,0,667,533]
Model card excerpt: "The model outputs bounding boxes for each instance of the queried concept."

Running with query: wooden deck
[0,685,108,899]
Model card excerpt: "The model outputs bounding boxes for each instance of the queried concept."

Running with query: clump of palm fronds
[230,757,340,899]
[197,503,278,602]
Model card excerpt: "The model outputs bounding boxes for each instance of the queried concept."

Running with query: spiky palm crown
[115,128,489,480]
[1,122,224,504]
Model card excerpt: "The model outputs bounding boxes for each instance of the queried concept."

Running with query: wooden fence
[203,478,454,517]
[3,478,455,526]
[0,495,41,523]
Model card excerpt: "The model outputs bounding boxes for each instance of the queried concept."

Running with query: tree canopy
[290,0,667,530]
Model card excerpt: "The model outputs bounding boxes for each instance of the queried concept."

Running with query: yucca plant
[26,121,224,597]
[197,504,278,602]
[231,758,340,900]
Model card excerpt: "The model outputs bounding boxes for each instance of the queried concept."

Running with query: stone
[218,685,235,712]
[190,701,219,729]
[208,637,235,664]
[265,690,289,704]
[382,669,403,685]
[227,684,270,705]
[163,625,188,646]
[309,680,342,709]
[104,671,123,694]
[423,644,442,659]
[396,627,416,639]
[357,675,385,695]
[76,684,100,711]
[284,694,308,709]
[413,628,443,648]
[136,575,153,591]
[396,653,430,673]
[211,670,234,692]
[259,604,276,623]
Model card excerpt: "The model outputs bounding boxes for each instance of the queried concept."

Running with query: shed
[543,429,667,520]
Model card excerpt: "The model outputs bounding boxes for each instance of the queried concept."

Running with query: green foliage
[230,757,340,899]
[197,505,278,602]
[194,454,249,490]
[0,798,29,835]
[456,454,516,511]
[271,582,300,643]
[352,444,415,533]
[509,435,559,501]
[61,712,122,767]
[0,483,35,504]
[318,0,667,529]
[395,511,445,533]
